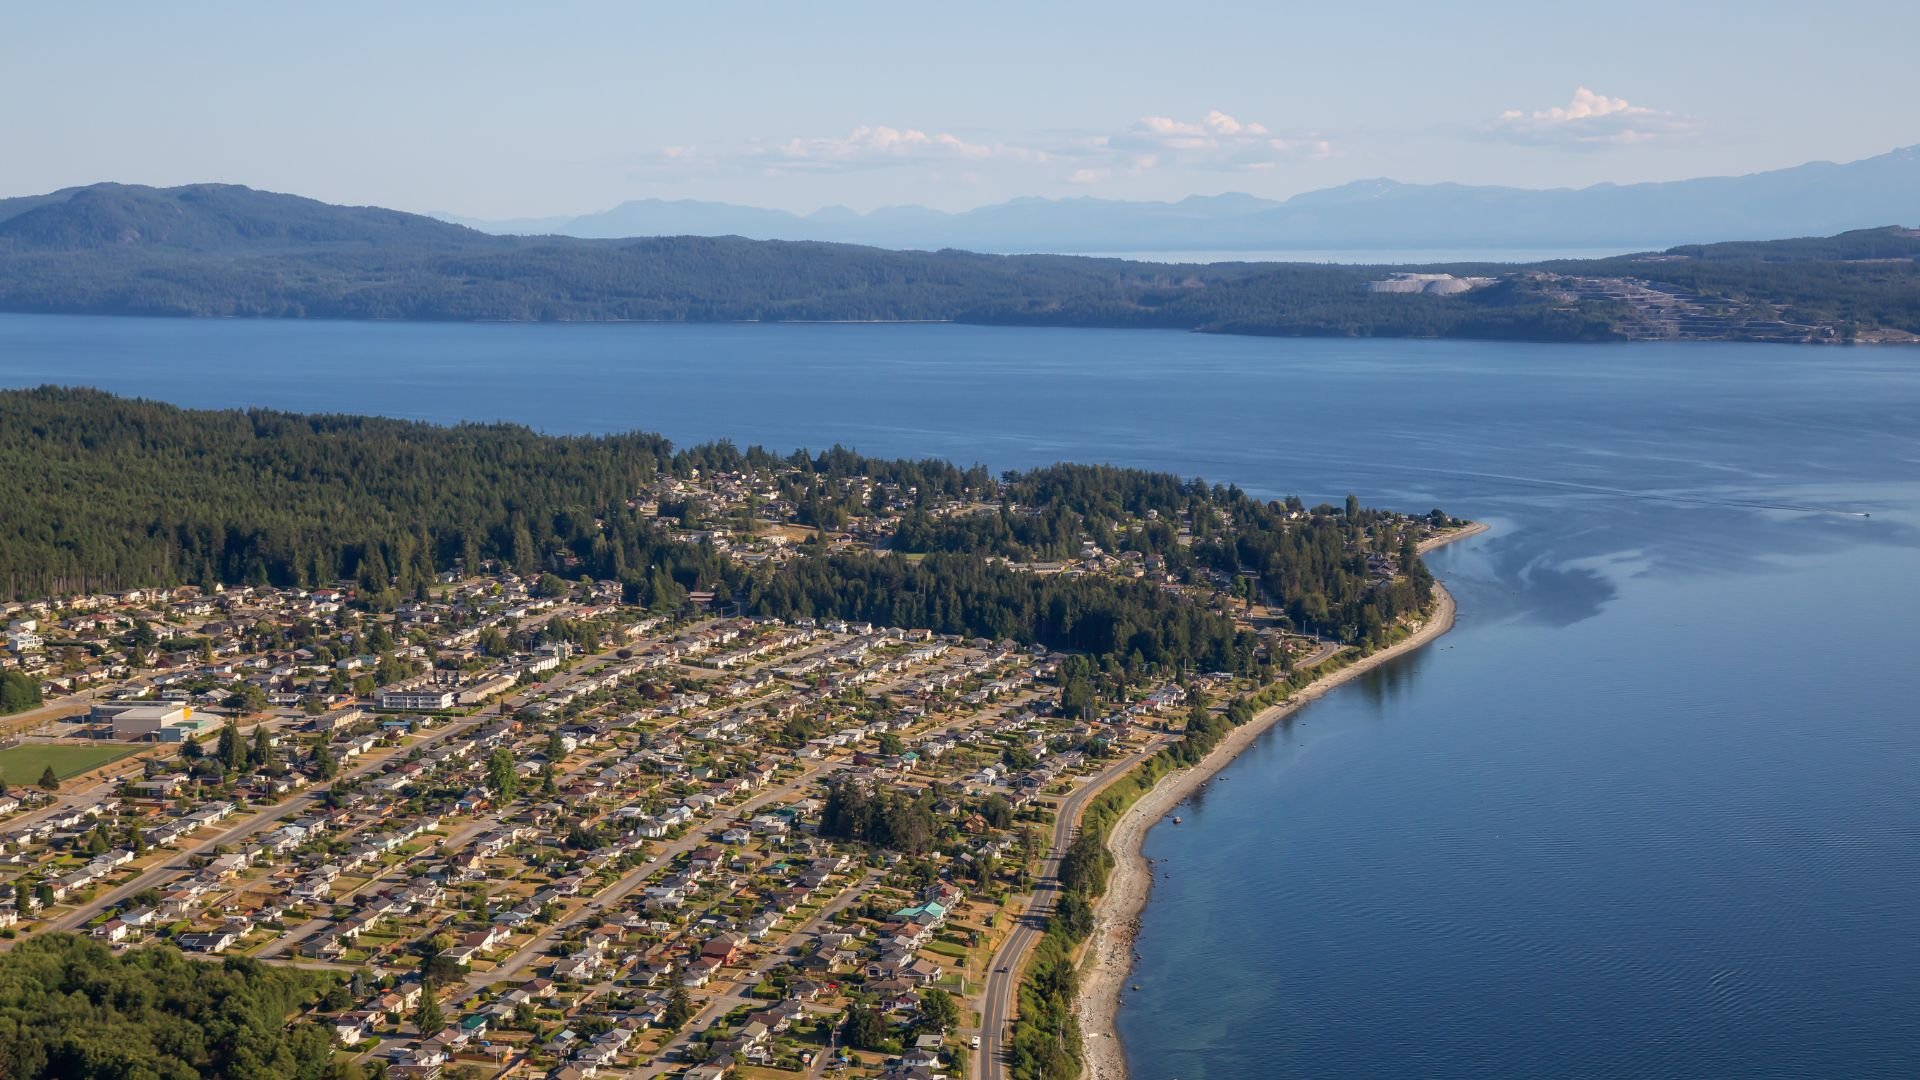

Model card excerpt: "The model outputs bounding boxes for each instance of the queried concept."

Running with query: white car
[971,1035,982,1050]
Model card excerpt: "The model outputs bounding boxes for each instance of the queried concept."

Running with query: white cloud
[768,125,1017,169]
[1100,110,1332,171]
[1489,88,1701,148]
[632,126,1040,178]
[638,110,1331,185]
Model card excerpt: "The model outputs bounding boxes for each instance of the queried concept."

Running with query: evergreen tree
[663,986,693,1031]
[217,718,248,773]
[486,746,518,802]
[844,1004,889,1050]
[916,987,959,1034]
[312,737,338,780]
[415,983,444,1035]
[0,671,42,715]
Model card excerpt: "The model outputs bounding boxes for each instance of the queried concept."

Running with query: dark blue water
[3,315,1917,1077]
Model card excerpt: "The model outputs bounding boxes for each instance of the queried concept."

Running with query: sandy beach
[1077,522,1486,1080]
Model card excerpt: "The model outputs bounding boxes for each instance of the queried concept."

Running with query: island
[2,184,1917,344]
[0,387,1480,1079]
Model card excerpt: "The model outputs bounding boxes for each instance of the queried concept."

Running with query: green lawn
[0,742,142,785]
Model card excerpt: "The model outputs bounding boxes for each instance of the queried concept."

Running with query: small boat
[1172,816,1182,824]
[1132,983,1142,991]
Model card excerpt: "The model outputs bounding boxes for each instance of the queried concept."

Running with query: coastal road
[977,741,1162,1080]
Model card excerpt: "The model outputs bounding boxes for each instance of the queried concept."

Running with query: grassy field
[0,742,142,785]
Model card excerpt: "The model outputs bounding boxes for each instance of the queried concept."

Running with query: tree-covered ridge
[0,386,701,602]
[743,551,1255,672]
[888,466,1439,643]
[0,935,348,1079]
[1656,228,1920,261]
[0,182,477,253]
[0,183,1915,341]
[2,387,1445,671]
[0,387,988,604]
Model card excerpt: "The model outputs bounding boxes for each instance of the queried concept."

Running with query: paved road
[39,706,507,934]
[254,815,503,960]
[638,867,880,1077]
[253,913,336,960]
[453,764,826,1000]
[976,742,1161,1080]
[4,772,131,833]
[0,687,103,737]
[34,640,635,936]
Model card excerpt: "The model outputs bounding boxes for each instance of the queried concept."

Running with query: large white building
[456,673,517,706]
[95,702,208,741]
[378,688,455,712]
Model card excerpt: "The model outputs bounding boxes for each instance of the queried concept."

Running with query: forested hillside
[1,388,1438,655]
[2,183,1916,341]
[0,386,706,603]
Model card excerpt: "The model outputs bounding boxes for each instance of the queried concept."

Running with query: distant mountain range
[0,180,1915,345]
[435,146,1920,254]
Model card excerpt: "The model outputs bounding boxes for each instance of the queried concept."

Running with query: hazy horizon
[5,1,1919,218]
[416,142,1916,226]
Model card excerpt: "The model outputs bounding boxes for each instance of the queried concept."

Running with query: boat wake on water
[1171,450,1874,517]
[1391,466,1875,517]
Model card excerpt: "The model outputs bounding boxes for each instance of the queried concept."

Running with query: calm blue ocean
[2,315,1916,1078]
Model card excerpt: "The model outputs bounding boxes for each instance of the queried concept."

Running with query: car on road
[971,1035,982,1050]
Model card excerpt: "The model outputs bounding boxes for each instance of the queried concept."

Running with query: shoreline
[1076,522,1487,1080]
[7,313,1908,348]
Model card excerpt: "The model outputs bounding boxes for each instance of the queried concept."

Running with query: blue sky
[4,1,1917,216]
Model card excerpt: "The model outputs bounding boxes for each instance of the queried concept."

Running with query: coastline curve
[1077,521,1486,1080]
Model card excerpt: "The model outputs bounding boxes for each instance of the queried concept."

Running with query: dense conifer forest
[1,388,1439,665]
[0,935,351,1079]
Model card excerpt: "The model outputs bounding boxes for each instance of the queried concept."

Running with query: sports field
[0,743,142,786]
